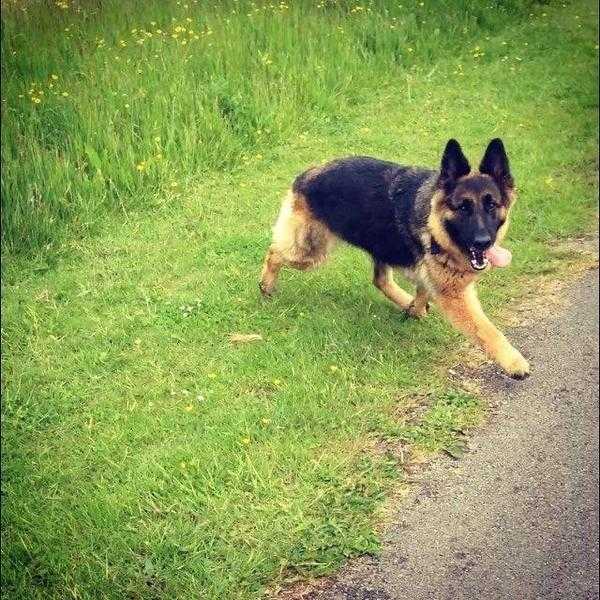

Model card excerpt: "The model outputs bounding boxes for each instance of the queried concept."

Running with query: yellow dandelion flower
[61,91,69,97]
[136,162,146,171]
[241,437,251,445]
[51,74,59,80]
[170,181,179,187]
[184,404,194,412]
[32,97,41,104]
[154,136,161,143]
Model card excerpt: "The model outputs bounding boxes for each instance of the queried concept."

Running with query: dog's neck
[428,235,472,277]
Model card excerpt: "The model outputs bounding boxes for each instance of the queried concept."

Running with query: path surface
[310,269,599,600]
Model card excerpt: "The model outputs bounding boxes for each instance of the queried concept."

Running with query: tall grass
[2,0,541,254]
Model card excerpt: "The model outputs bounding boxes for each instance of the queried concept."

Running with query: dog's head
[432,138,515,271]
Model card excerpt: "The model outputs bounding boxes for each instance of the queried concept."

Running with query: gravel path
[310,269,599,600]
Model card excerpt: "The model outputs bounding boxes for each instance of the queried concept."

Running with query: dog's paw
[406,301,429,319]
[259,281,274,298]
[499,348,530,379]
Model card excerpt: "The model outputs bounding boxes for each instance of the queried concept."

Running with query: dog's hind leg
[373,262,414,310]
[260,247,284,296]
[260,191,335,296]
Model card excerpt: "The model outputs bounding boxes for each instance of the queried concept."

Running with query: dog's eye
[458,199,472,213]
[483,194,497,212]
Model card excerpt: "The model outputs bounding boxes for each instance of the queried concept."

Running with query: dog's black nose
[471,234,492,250]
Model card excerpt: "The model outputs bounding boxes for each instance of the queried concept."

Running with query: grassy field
[1,0,598,598]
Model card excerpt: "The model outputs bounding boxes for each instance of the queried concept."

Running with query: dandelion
[32,97,41,104]
[170,181,179,187]
[61,91,69,97]
[329,365,339,372]
[51,74,59,80]
[136,162,146,171]
[241,437,251,445]
[154,136,161,143]
[184,404,194,412]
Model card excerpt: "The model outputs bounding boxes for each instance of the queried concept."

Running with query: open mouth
[468,247,489,271]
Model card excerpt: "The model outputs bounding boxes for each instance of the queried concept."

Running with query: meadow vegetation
[1,0,598,598]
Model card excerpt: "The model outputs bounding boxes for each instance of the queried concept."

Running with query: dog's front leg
[435,283,530,378]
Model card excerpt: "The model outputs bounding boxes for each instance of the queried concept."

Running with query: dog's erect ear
[479,138,514,195]
[439,139,471,190]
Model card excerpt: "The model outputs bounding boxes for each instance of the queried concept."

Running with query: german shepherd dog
[259,139,530,379]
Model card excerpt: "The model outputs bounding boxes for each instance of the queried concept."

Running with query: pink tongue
[484,245,512,268]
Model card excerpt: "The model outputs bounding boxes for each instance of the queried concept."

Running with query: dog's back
[293,157,434,267]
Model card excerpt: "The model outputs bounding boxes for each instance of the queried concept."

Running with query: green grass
[1,0,598,598]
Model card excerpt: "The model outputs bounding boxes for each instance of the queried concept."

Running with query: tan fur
[433,283,529,377]
[259,191,336,295]
[373,263,414,309]
[407,283,429,319]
